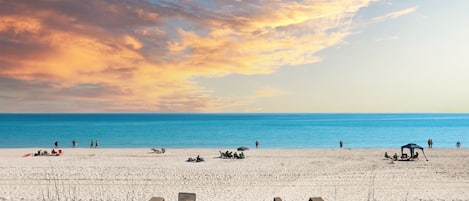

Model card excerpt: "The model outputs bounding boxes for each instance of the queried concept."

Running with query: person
[95,140,99,148]
[428,138,433,148]
[401,153,408,160]
[196,155,204,162]
[233,152,239,159]
[51,149,57,155]
[72,139,76,148]
[90,140,94,148]
[456,141,461,148]
[339,140,343,148]
[393,153,398,161]
[54,141,58,148]
[384,152,389,158]
[239,152,245,159]
[255,140,259,148]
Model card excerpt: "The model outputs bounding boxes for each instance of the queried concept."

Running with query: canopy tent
[401,143,428,161]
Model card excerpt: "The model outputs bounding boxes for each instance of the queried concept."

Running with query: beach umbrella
[237,146,249,151]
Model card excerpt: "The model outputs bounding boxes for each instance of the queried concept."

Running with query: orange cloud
[0,0,383,112]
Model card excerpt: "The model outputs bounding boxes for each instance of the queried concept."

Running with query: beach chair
[309,197,324,201]
[178,192,196,201]
[273,197,282,201]
[149,197,165,201]
[219,151,226,158]
[239,152,245,159]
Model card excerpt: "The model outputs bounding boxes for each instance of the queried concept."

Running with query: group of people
[34,149,62,156]
[220,150,245,159]
[54,139,99,148]
[428,138,463,148]
[187,155,204,162]
[384,152,418,161]
[90,140,99,148]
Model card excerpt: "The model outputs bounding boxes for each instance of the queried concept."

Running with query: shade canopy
[401,143,424,158]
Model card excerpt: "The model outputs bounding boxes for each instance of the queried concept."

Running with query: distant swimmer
[339,140,343,148]
[255,140,259,148]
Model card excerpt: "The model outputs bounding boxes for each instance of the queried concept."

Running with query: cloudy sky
[1,0,468,113]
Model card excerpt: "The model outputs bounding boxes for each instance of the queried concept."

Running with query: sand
[0,148,468,201]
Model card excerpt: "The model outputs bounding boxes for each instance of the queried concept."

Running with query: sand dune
[0,148,468,201]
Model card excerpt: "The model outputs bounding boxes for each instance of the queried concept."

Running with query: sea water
[0,113,467,148]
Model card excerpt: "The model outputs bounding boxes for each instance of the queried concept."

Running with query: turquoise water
[0,113,467,148]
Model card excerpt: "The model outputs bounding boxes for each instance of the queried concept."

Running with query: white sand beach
[0,148,468,201]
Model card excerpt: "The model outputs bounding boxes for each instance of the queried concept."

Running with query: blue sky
[196,0,469,112]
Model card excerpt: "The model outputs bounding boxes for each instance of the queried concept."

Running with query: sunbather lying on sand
[187,155,204,162]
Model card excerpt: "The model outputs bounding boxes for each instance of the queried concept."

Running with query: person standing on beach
[339,140,343,148]
[456,141,461,148]
[255,140,259,148]
[428,138,432,148]
[90,140,94,148]
[72,139,76,148]
[95,140,99,148]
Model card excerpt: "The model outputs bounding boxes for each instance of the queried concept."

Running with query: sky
[0,0,468,113]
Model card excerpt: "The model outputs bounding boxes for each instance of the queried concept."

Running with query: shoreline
[1,148,468,200]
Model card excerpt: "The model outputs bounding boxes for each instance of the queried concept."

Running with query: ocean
[0,113,467,148]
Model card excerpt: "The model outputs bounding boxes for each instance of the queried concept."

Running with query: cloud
[375,36,400,42]
[0,0,382,112]
[371,6,417,23]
